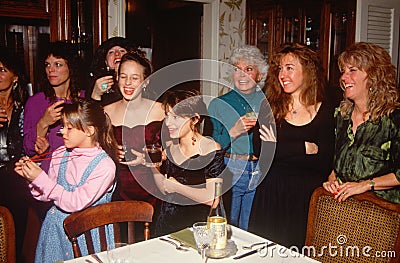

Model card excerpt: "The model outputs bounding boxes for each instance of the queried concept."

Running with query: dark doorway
[126,0,202,94]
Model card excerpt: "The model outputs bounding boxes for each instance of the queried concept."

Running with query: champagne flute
[193,222,214,261]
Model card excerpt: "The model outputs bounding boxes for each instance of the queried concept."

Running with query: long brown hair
[338,42,399,121]
[266,43,326,123]
[62,99,119,162]
[39,41,82,102]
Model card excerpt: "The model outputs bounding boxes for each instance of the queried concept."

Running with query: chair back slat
[98,226,108,251]
[127,222,135,244]
[113,223,121,243]
[306,187,400,263]
[84,232,95,254]
[64,200,154,258]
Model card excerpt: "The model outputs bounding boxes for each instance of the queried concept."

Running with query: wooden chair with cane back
[63,200,153,258]
[305,187,400,263]
[0,205,16,263]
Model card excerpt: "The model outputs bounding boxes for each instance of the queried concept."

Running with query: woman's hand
[305,141,318,154]
[0,107,8,127]
[229,115,257,138]
[14,157,43,182]
[259,124,276,142]
[323,179,341,194]
[119,146,145,166]
[163,176,179,194]
[34,136,49,154]
[333,181,370,202]
[38,100,65,130]
[91,76,114,100]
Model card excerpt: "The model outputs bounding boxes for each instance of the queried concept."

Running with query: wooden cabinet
[247,0,356,92]
[0,0,50,19]
[0,0,108,90]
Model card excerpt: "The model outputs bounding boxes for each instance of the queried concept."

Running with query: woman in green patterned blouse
[323,42,400,203]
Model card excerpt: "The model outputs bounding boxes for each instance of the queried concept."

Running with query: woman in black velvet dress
[249,43,335,249]
[154,89,225,236]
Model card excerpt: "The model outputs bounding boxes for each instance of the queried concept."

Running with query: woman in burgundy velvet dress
[104,51,166,215]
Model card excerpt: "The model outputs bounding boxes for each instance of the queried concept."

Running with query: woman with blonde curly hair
[323,42,400,204]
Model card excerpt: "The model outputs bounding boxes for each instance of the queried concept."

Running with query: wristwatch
[369,179,375,191]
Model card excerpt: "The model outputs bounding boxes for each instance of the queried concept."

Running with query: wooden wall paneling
[50,0,72,41]
[319,2,331,76]
[92,0,108,51]
[0,0,50,19]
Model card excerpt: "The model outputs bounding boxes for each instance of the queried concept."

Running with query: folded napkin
[169,228,197,249]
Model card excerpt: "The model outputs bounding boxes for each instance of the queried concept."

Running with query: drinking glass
[121,144,135,162]
[107,242,132,263]
[105,67,115,93]
[143,144,162,167]
[193,222,214,260]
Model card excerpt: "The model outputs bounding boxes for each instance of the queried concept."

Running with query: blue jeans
[224,157,260,230]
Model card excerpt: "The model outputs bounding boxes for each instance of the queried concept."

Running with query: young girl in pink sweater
[15,99,118,262]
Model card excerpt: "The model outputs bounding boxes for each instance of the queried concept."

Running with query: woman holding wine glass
[23,42,86,225]
[23,41,85,173]
[103,51,165,217]
[88,37,139,106]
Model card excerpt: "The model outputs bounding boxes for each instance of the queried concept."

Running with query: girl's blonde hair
[62,99,119,162]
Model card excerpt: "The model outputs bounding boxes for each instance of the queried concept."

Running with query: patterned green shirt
[334,107,400,203]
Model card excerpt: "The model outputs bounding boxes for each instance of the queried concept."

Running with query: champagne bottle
[207,181,227,256]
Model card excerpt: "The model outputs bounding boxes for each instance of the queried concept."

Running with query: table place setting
[64,225,321,263]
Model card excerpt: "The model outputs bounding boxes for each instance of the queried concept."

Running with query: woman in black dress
[249,43,335,249]
[153,89,225,236]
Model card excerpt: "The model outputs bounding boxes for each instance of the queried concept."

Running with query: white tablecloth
[64,226,320,263]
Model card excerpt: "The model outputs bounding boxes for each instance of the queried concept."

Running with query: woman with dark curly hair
[23,41,85,174]
[88,37,139,106]
[323,42,400,203]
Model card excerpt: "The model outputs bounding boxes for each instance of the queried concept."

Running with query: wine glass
[193,222,214,261]
[143,144,162,167]
[104,67,115,94]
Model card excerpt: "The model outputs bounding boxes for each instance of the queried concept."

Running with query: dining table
[64,225,320,263]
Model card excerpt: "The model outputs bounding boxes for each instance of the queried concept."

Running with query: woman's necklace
[353,108,370,122]
[0,97,13,111]
[290,104,303,115]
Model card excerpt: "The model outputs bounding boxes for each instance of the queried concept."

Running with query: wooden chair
[63,200,153,258]
[305,187,400,263]
[0,206,16,263]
